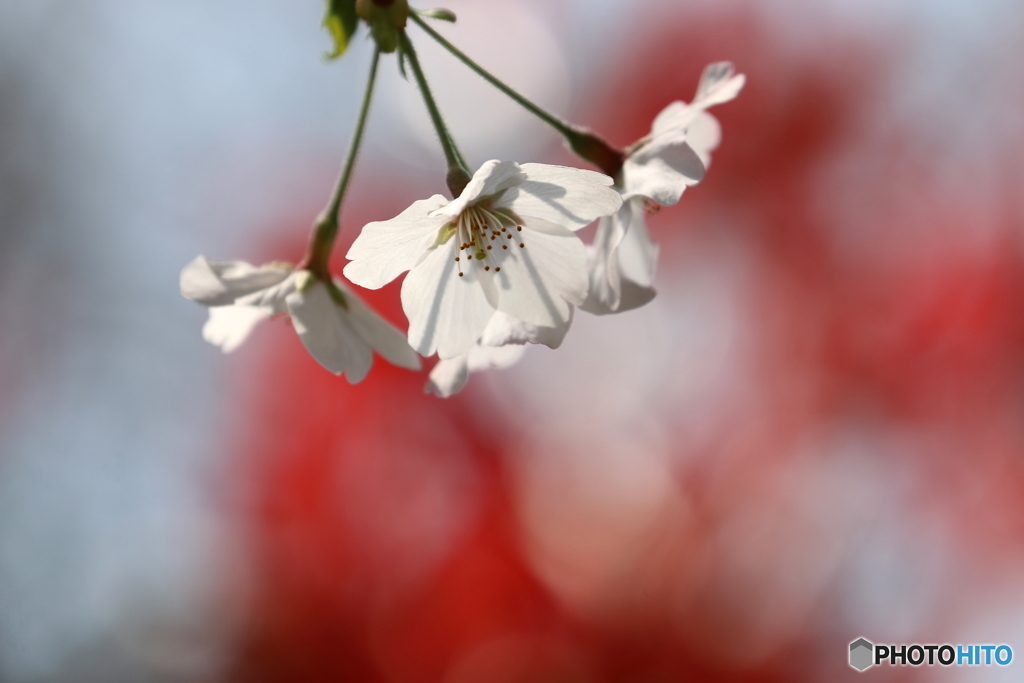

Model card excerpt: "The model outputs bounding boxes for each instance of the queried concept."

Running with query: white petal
[630,62,742,205]
[344,195,451,290]
[617,278,657,313]
[685,110,722,165]
[623,132,705,205]
[651,101,691,137]
[234,271,299,315]
[202,305,271,353]
[335,279,421,371]
[425,355,470,398]
[617,200,659,287]
[438,160,526,218]
[402,242,497,359]
[582,278,655,316]
[581,200,658,315]
[501,163,622,230]
[650,64,745,136]
[479,308,574,349]
[581,212,626,313]
[180,255,292,307]
[694,62,746,109]
[492,219,586,328]
[286,281,374,383]
[425,341,528,398]
[465,343,526,372]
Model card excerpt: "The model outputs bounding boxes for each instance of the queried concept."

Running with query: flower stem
[400,31,471,196]
[410,12,625,178]
[411,13,570,135]
[304,48,381,278]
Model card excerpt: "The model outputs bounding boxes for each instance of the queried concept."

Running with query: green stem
[448,127,470,172]
[304,48,381,278]
[411,12,570,136]
[400,32,471,196]
[410,12,625,177]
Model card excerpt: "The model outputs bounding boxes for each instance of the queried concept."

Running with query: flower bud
[446,166,471,198]
[565,126,625,180]
[356,0,409,53]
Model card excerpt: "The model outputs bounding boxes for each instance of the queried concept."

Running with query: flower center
[448,204,525,278]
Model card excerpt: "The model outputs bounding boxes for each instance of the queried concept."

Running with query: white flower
[425,308,573,398]
[344,159,622,359]
[180,255,420,382]
[582,62,745,315]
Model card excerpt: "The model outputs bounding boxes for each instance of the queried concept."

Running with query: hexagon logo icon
[849,638,874,671]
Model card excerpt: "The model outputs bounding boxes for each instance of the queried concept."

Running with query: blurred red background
[216,4,1024,683]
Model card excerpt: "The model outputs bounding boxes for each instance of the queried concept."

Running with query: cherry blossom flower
[180,255,420,382]
[425,309,573,398]
[344,160,621,359]
[582,62,745,315]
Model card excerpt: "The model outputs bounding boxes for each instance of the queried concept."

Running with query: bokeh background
[2,0,1023,681]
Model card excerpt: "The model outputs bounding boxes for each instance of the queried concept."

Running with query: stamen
[448,204,525,282]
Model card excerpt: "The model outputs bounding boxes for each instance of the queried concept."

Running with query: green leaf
[323,0,359,59]
[418,8,457,22]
